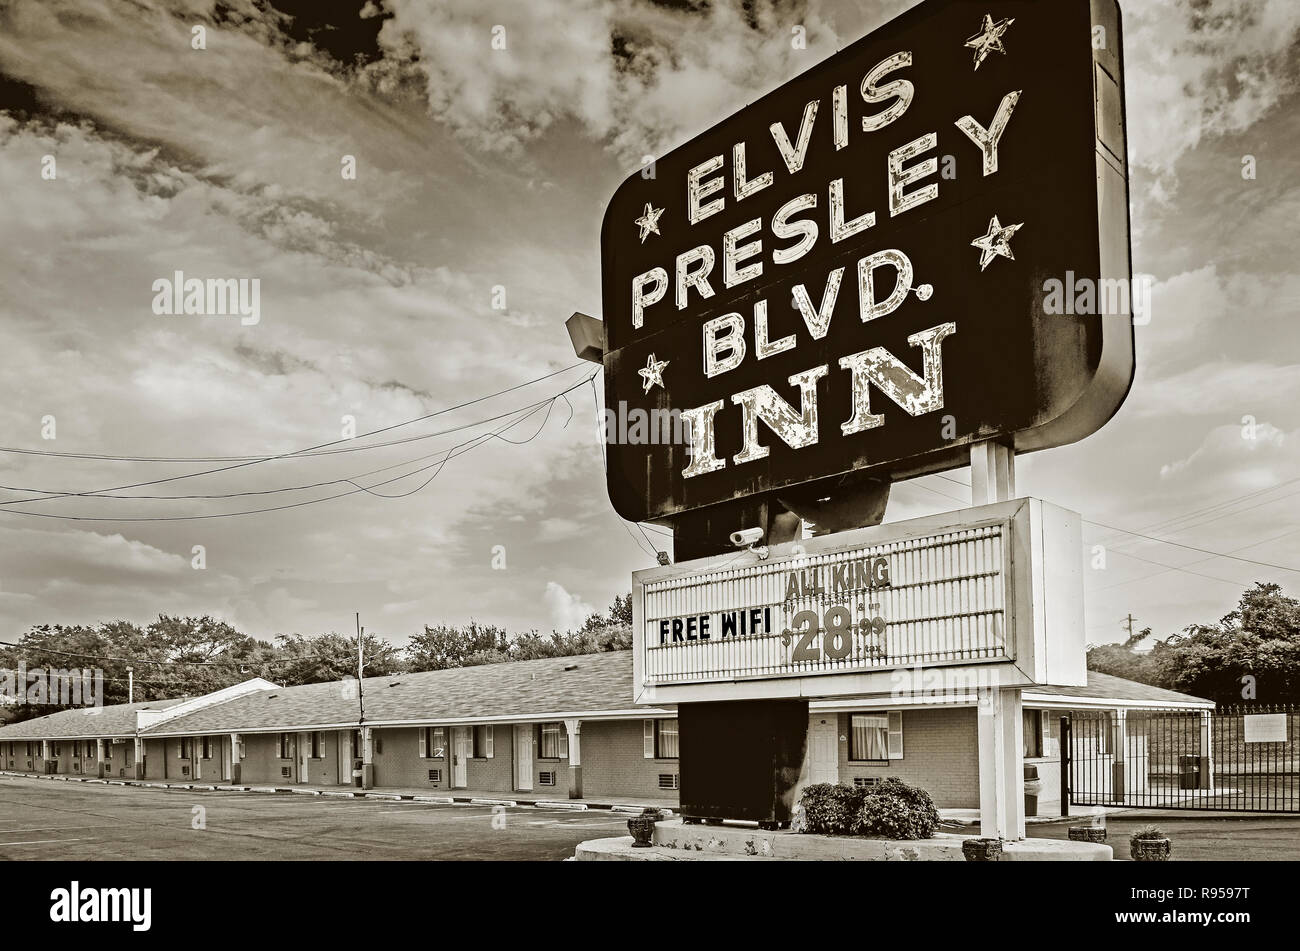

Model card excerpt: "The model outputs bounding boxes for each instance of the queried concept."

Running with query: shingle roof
[0,697,187,740]
[1029,671,1213,706]
[143,650,647,735]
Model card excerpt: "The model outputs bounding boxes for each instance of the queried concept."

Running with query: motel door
[514,724,533,791]
[296,732,311,783]
[450,727,470,788]
[221,736,232,782]
[337,731,352,785]
[808,716,839,785]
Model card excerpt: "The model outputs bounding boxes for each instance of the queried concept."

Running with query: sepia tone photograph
[0,0,1294,932]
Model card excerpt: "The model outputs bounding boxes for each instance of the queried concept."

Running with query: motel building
[0,651,1211,816]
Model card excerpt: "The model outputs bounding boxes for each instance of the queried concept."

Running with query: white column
[230,733,242,784]
[970,440,1015,505]
[978,686,1025,839]
[96,738,105,778]
[564,719,583,800]
[973,441,1023,839]
[133,735,144,779]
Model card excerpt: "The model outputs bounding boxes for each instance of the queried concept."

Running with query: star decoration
[638,353,669,394]
[964,14,1014,70]
[970,214,1023,270]
[634,202,663,243]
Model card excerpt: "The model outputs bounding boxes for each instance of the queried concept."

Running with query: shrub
[1130,824,1167,841]
[797,778,939,840]
[799,783,865,835]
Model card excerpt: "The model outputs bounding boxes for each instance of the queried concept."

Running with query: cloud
[543,581,594,633]
[1123,0,1300,179]
[377,0,839,160]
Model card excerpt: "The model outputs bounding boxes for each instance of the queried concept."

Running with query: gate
[1064,705,1299,812]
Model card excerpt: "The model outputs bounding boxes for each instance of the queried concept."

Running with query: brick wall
[838,707,980,808]
[580,719,679,800]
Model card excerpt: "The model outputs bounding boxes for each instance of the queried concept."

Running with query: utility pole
[356,612,365,725]
[1123,614,1136,642]
[127,666,134,704]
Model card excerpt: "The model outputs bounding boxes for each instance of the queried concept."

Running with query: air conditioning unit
[658,773,680,790]
[181,765,190,776]
[539,771,557,786]
[853,777,883,789]
[72,761,81,772]
[281,767,291,778]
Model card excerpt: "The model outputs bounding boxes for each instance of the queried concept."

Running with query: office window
[1023,710,1043,758]
[538,722,567,759]
[850,714,889,762]
[423,727,445,759]
[473,725,494,759]
[279,733,292,759]
[656,719,679,759]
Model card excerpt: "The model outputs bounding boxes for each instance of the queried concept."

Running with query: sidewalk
[0,770,677,813]
[939,803,1130,826]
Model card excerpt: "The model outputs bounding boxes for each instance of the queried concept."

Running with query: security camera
[729,527,764,547]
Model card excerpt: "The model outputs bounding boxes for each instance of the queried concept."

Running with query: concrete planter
[961,837,1003,862]
[1130,837,1171,861]
[627,814,659,847]
[1069,826,1108,843]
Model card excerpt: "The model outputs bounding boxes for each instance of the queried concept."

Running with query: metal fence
[1063,705,1299,813]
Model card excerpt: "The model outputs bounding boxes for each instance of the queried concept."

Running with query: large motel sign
[600,0,1133,524]
[591,0,1134,834]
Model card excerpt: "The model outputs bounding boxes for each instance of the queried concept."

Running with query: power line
[0,375,595,522]
[0,363,586,465]
[0,363,588,508]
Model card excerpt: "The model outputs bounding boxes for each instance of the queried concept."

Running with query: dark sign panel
[600,0,1133,523]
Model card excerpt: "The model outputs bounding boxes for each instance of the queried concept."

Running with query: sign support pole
[971,440,1026,840]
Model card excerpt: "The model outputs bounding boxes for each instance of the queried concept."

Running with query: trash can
[1177,755,1200,790]
[352,760,364,788]
[1023,764,1042,817]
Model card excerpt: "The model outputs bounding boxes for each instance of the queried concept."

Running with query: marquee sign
[631,498,1085,702]
[601,0,1133,522]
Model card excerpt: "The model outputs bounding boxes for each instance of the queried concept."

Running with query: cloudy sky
[0,0,1296,651]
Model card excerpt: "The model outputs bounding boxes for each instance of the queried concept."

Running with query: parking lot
[0,775,630,861]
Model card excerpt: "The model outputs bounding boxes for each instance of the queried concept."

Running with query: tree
[1087,582,1300,705]
[272,632,404,685]
[405,621,511,671]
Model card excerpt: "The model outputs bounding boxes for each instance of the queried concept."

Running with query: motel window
[352,730,363,761]
[104,743,111,760]
[850,712,903,762]
[422,727,445,759]
[538,722,568,760]
[279,733,292,759]
[178,738,193,759]
[374,733,382,755]
[311,732,323,759]
[202,737,213,760]
[473,725,494,759]
[1023,710,1043,758]
[52,742,61,757]
[656,719,679,759]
